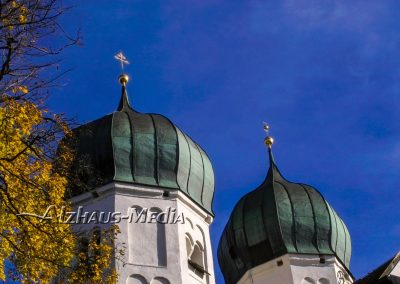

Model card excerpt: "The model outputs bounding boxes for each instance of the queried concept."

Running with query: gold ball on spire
[119,74,129,86]
[263,122,274,148]
[264,136,274,148]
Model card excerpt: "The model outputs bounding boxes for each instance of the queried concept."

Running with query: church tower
[68,69,216,284]
[217,128,354,284]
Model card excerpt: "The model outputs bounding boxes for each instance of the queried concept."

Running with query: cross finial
[114,51,129,72]
[114,51,130,86]
[263,122,270,134]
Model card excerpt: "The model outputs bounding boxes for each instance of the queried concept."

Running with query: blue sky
[48,0,400,282]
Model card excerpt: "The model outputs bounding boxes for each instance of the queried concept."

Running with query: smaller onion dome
[217,143,351,284]
[68,80,215,214]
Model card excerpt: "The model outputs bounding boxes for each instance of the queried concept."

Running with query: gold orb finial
[264,136,274,148]
[119,74,129,86]
[263,122,274,148]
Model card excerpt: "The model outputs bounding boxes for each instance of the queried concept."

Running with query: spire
[263,122,281,182]
[117,82,130,110]
[115,51,131,111]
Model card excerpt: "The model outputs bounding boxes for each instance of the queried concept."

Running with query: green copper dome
[217,147,351,284]
[68,85,215,214]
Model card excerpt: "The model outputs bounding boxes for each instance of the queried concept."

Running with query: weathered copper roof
[69,86,215,214]
[217,147,351,284]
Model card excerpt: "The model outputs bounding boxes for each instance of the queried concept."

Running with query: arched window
[128,206,144,264]
[128,206,166,266]
[152,207,167,266]
[127,274,147,284]
[186,235,206,279]
[185,234,193,259]
[318,278,330,284]
[77,235,89,265]
[195,225,208,273]
[150,277,170,284]
[76,227,101,265]
[191,243,204,268]
[89,226,101,258]
[302,277,316,284]
[92,227,101,245]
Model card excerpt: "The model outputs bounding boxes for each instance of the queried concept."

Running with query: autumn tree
[0,1,118,282]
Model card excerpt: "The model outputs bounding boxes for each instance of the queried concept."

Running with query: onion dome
[217,138,351,284]
[68,78,215,214]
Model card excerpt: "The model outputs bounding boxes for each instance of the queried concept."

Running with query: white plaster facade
[237,254,354,284]
[384,255,400,282]
[71,182,216,284]
[391,261,400,276]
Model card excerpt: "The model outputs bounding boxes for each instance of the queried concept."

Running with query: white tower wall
[237,254,354,284]
[71,182,215,284]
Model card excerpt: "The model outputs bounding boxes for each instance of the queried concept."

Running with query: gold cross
[263,122,270,134]
[114,51,129,72]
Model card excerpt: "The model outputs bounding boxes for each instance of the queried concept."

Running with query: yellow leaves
[18,14,26,24]
[0,98,118,282]
[19,86,28,94]
[11,85,29,94]
[1,1,30,29]
[0,99,71,281]
[0,0,117,280]
[19,6,28,24]
[68,226,119,283]
[0,100,41,149]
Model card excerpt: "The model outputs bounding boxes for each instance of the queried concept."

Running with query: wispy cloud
[282,0,388,31]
